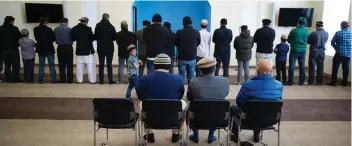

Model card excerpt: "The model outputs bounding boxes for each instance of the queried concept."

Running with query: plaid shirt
[331,28,352,57]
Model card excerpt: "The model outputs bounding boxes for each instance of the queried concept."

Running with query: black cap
[183,16,192,26]
[316,21,323,27]
[240,25,248,31]
[341,21,350,28]
[152,14,162,22]
[262,19,271,25]
[4,16,15,23]
[61,18,68,23]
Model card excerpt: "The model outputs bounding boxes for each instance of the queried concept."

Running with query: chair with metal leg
[140,99,186,146]
[186,100,231,146]
[93,98,140,146]
[230,100,283,146]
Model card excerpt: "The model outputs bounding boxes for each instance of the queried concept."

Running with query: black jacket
[94,19,116,54]
[0,23,21,52]
[166,30,176,57]
[253,26,275,53]
[143,24,170,58]
[33,24,56,55]
[234,30,254,61]
[213,26,233,57]
[71,23,95,56]
[116,28,134,58]
[175,26,201,60]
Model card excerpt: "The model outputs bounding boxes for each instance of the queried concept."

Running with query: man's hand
[138,60,143,65]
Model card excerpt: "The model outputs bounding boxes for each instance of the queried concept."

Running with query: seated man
[230,59,283,143]
[187,57,230,144]
[136,53,186,143]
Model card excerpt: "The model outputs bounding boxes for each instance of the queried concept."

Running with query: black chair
[93,98,140,146]
[140,99,185,145]
[186,100,231,146]
[230,100,283,146]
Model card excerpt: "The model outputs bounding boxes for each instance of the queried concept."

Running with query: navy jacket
[166,30,176,57]
[175,26,201,60]
[213,26,233,56]
[71,23,95,56]
[95,19,117,54]
[274,42,290,62]
[143,24,170,58]
[34,24,56,55]
[136,71,185,101]
[253,26,276,53]
[236,74,283,108]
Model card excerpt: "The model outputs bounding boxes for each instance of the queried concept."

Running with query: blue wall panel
[132,1,211,32]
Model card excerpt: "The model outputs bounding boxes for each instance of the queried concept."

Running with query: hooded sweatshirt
[233,30,254,61]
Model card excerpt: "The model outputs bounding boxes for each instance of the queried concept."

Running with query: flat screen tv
[25,3,63,23]
[278,8,314,27]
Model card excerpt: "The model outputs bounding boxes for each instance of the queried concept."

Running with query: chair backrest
[188,100,230,129]
[93,98,137,125]
[141,99,183,129]
[240,100,283,129]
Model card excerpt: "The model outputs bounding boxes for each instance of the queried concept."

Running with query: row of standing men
[0,13,350,86]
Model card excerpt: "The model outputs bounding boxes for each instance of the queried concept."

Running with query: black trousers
[308,53,325,84]
[215,53,230,77]
[98,52,114,83]
[23,58,35,83]
[0,51,3,74]
[275,60,287,84]
[57,45,74,83]
[330,54,350,85]
[138,55,146,76]
[230,105,260,141]
[2,50,20,82]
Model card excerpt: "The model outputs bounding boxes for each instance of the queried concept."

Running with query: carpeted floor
[0,97,350,121]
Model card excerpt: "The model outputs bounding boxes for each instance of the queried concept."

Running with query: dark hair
[201,24,207,28]
[128,47,136,53]
[152,14,162,22]
[4,16,15,24]
[298,19,306,25]
[183,16,192,26]
[163,22,171,29]
[240,25,248,31]
[200,66,216,75]
[316,21,323,27]
[39,17,48,24]
[220,18,227,25]
[142,20,151,26]
[61,18,68,23]
[154,64,171,70]
[281,38,287,42]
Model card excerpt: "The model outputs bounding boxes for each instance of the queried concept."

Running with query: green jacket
[288,26,310,53]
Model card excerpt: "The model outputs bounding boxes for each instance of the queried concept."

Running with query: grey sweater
[308,28,329,55]
[187,75,230,101]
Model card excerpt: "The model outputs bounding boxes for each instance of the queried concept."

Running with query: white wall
[0,0,334,67]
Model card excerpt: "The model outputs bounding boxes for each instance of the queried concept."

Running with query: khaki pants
[140,100,187,134]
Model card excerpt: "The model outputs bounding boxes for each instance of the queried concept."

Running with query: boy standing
[126,44,143,99]
[18,29,36,83]
[274,34,290,84]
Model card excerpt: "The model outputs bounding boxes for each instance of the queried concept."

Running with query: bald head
[257,59,273,74]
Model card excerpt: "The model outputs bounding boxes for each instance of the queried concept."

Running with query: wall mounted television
[25,3,63,23]
[278,8,314,27]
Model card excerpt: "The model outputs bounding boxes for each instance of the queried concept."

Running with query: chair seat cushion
[98,122,137,129]
[241,125,275,130]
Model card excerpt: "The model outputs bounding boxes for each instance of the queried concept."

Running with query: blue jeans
[195,57,203,77]
[147,59,154,74]
[118,57,127,83]
[288,52,306,85]
[169,57,175,74]
[126,75,139,99]
[39,55,56,84]
[178,59,196,84]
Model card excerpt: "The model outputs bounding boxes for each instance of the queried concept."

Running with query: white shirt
[197,29,212,57]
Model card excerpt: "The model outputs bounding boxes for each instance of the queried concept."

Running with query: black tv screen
[278,8,314,27]
[25,3,63,23]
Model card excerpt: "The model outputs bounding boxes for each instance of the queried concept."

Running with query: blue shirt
[331,28,351,57]
[236,74,283,109]
[127,55,139,77]
[54,24,72,45]
[136,71,185,101]
[274,42,290,62]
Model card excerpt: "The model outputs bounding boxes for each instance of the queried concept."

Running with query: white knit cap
[201,19,208,26]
